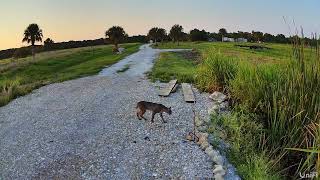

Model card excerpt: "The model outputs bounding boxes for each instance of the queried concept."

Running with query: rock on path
[0,44,214,179]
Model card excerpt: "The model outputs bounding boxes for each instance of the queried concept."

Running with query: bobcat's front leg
[136,112,142,120]
[140,109,147,120]
[160,113,167,123]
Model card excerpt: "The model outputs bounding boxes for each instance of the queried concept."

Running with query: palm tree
[105,26,126,52]
[22,24,43,60]
[169,24,183,45]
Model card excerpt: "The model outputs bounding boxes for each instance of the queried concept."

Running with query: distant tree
[243,32,253,42]
[157,28,167,43]
[275,34,288,43]
[252,31,264,42]
[44,38,54,45]
[230,32,241,39]
[209,33,221,41]
[237,31,245,38]
[218,28,228,40]
[190,29,209,41]
[105,26,127,52]
[44,38,54,50]
[181,32,189,41]
[263,33,275,43]
[22,23,43,60]
[148,27,167,44]
[148,27,158,44]
[169,24,184,45]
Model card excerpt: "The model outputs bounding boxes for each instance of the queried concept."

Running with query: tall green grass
[196,50,237,92]
[197,37,320,178]
[208,111,280,180]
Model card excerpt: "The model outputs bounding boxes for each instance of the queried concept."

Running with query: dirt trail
[0,44,216,179]
[99,44,189,77]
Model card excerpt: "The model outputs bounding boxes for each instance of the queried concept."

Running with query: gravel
[0,44,216,179]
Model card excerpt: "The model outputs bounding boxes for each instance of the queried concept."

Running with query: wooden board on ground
[182,83,195,103]
[158,79,178,97]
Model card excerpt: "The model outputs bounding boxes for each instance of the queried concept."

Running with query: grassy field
[152,41,320,179]
[148,51,198,83]
[0,43,141,106]
[154,42,296,64]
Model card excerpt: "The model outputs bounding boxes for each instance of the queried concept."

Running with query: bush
[0,79,20,106]
[13,47,31,59]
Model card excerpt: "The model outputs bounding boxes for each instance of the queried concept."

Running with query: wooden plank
[182,83,195,102]
[158,79,177,97]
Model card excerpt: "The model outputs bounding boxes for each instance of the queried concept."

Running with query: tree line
[148,26,317,45]
[0,23,317,60]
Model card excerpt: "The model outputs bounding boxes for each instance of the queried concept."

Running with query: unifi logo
[299,171,318,179]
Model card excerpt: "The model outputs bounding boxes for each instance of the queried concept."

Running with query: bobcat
[136,101,172,123]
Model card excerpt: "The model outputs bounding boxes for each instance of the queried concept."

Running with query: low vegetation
[208,112,280,180]
[148,51,199,83]
[0,43,141,106]
[152,41,320,179]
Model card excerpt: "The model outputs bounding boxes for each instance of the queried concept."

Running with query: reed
[198,34,320,178]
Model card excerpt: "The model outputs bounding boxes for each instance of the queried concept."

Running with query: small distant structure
[222,37,248,43]
[222,37,235,42]
[235,38,248,43]
[208,38,217,42]
[149,40,154,44]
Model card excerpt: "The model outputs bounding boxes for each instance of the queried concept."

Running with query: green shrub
[196,49,237,92]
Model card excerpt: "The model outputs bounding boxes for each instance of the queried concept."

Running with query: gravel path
[0,44,216,179]
[99,44,188,77]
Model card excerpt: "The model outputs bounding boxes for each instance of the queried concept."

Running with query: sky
[0,0,319,50]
